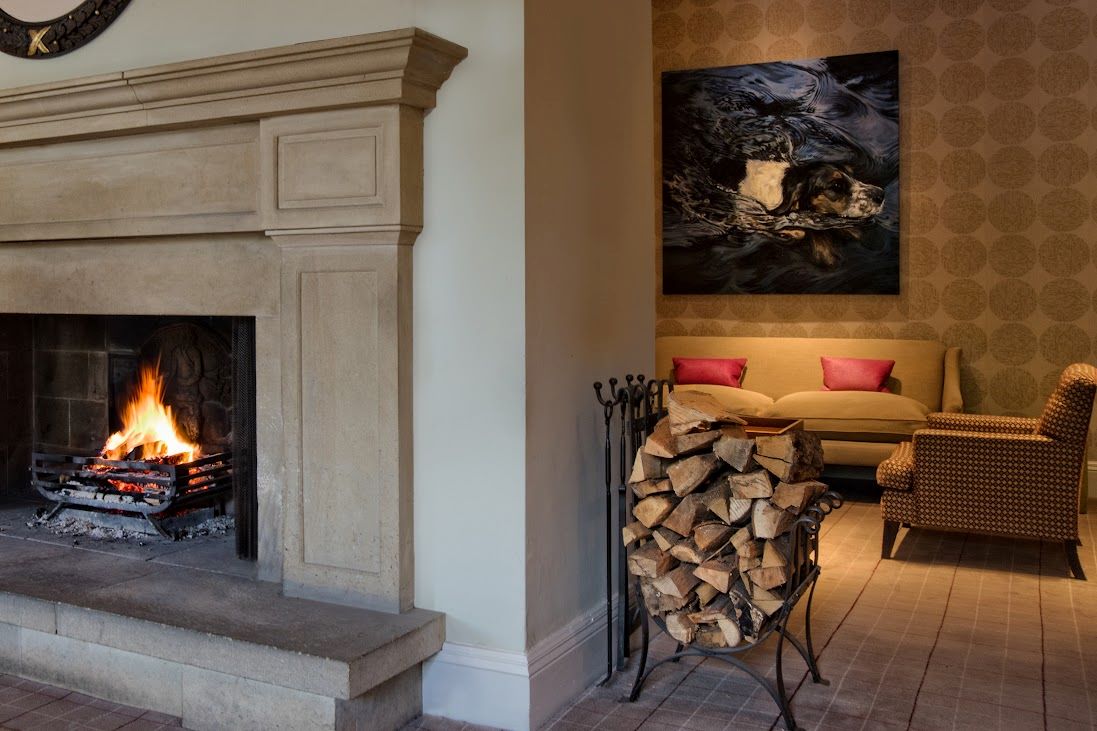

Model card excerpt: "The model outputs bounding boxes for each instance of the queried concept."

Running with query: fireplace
[0,28,465,729]
[5,315,259,556]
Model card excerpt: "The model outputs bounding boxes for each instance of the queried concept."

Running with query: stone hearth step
[0,536,443,731]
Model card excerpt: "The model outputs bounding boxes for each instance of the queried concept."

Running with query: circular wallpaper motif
[942,279,989,321]
[658,296,689,318]
[908,151,939,192]
[805,32,849,57]
[897,24,938,64]
[687,8,725,44]
[941,0,985,18]
[1039,188,1088,232]
[940,192,987,234]
[907,237,940,277]
[1037,6,1089,51]
[1040,323,1092,365]
[689,46,723,66]
[851,29,891,50]
[989,235,1037,277]
[765,0,805,36]
[848,0,891,28]
[810,296,852,320]
[940,149,985,190]
[939,18,986,60]
[852,323,895,339]
[895,0,935,23]
[908,194,941,234]
[905,66,939,107]
[1039,278,1089,321]
[689,295,729,319]
[656,320,689,337]
[987,57,1036,100]
[899,280,940,320]
[1039,234,1090,276]
[989,323,1038,365]
[987,13,1037,56]
[939,105,985,146]
[988,102,1036,144]
[724,4,763,41]
[810,323,853,338]
[768,38,805,59]
[988,190,1037,232]
[897,322,940,341]
[654,13,687,49]
[806,0,847,32]
[939,62,986,104]
[987,146,1036,189]
[1038,143,1088,187]
[989,279,1038,321]
[1037,97,1088,141]
[989,367,1038,410]
[942,235,988,276]
[1037,53,1090,96]
[905,108,939,149]
[943,322,989,361]
[852,297,895,321]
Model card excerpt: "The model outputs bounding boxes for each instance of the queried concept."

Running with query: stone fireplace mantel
[0,28,467,615]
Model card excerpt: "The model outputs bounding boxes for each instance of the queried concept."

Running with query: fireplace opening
[0,314,257,563]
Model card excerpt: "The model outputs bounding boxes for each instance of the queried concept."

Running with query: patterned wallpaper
[654,0,1097,446]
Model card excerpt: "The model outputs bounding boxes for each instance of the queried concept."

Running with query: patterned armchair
[876,363,1097,579]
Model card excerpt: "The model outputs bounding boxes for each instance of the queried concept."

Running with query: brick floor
[0,676,184,730]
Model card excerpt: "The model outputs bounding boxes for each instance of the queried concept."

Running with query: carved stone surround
[0,28,466,613]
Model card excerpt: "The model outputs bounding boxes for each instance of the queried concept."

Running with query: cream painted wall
[0,0,529,653]
[524,0,655,652]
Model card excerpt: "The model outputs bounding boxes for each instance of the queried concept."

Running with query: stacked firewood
[622,390,826,649]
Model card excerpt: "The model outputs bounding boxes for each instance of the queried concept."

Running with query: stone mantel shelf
[0,28,467,146]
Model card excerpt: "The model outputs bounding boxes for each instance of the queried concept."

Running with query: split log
[727,497,753,524]
[714,434,755,472]
[695,582,720,606]
[772,480,826,514]
[753,431,824,482]
[730,584,764,641]
[668,453,721,497]
[631,477,672,499]
[652,527,677,552]
[662,494,709,537]
[752,500,794,539]
[627,542,677,578]
[669,539,705,564]
[694,558,737,593]
[748,543,790,590]
[667,390,747,433]
[664,612,697,644]
[729,470,772,499]
[653,565,701,598]
[642,418,677,459]
[701,481,731,523]
[689,596,730,624]
[675,429,722,457]
[717,617,743,647]
[695,628,729,649]
[628,450,668,484]
[621,521,652,546]
[693,522,733,553]
[633,494,676,528]
[731,526,761,557]
[738,554,762,574]
[641,580,691,614]
[751,585,784,616]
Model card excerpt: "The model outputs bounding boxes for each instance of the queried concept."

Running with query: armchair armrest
[940,346,963,413]
[913,429,1081,494]
[925,412,1039,434]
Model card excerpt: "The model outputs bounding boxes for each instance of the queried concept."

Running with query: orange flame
[101,364,200,463]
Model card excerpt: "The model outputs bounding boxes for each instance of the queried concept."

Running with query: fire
[101,364,200,463]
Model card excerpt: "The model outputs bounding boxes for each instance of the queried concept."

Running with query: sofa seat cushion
[673,385,774,415]
[763,391,931,442]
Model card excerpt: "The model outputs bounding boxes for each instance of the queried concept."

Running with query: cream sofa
[656,336,963,468]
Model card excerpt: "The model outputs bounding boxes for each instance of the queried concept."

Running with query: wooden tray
[739,416,803,437]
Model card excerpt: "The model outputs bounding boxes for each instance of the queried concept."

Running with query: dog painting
[662,51,899,295]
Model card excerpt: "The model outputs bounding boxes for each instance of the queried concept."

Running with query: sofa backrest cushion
[657,336,948,411]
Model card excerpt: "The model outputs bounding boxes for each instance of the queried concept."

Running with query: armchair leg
[1065,540,1086,580]
[882,520,900,559]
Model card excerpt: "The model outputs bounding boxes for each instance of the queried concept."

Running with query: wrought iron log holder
[31,451,233,539]
[593,375,667,682]
[626,491,843,731]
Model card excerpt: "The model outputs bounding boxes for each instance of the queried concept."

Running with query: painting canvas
[661,51,899,295]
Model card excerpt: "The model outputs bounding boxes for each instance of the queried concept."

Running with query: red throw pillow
[673,357,747,388]
[820,356,895,392]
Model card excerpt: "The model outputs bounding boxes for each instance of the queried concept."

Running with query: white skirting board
[423,600,618,730]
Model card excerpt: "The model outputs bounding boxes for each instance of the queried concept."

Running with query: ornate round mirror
[0,0,131,58]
